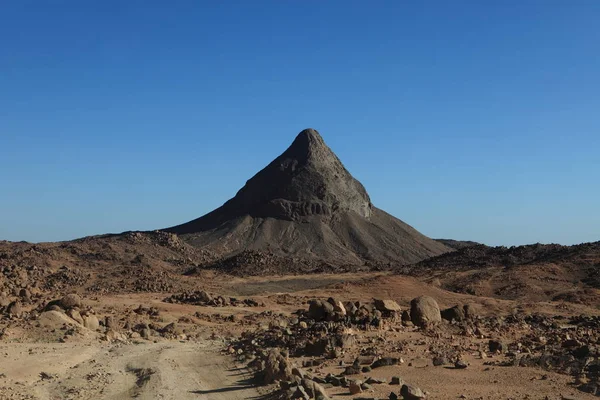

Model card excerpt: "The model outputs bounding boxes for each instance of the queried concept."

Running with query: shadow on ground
[191,373,277,399]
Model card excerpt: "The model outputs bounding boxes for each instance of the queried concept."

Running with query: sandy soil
[0,340,261,400]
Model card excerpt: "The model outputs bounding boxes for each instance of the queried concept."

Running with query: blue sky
[1,1,599,245]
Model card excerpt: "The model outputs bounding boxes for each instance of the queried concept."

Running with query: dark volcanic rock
[441,305,465,322]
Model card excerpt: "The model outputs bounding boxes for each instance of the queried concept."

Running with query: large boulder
[263,349,293,384]
[349,379,363,394]
[308,300,334,321]
[410,296,441,327]
[83,314,100,330]
[301,378,330,399]
[325,297,347,317]
[59,294,82,310]
[198,290,213,303]
[38,310,80,328]
[441,305,465,322]
[401,384,426,399]
[374,299,402,312]
[463,303,476,319]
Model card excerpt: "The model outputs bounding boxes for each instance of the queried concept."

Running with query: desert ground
[2,264,599,400]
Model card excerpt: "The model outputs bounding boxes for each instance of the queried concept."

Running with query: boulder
[59,293,82,309]
[198,290,213,303]
[67,309,84,325]
[349,380,363,394]
[83,314,100,330]
[463,303,476,319]
[38,310,79,328]
[308,300,334,321]
[390,376,404,385]
[105,316,116,329]
[47,305,63,312]
[263,349,293,384]
[410,296,441,327]
[400,384,426,399]
[374,299,402,312]
[301,378,330,399]
[441,305,465,322]
[489,340,507,353]
[6,301,22,316]
[293,385,310,400]
[344,301,358,315]
[333,301,346,316]
[371,357,399,369]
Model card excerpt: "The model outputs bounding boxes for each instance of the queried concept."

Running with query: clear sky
[1,1,599,246]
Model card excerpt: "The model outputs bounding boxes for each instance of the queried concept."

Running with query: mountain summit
[165,128,449,264]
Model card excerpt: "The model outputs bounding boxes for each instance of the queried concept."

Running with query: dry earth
[2,271,599,399]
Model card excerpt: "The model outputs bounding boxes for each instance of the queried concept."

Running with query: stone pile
[164,290,260,307]
[42,293,100,331]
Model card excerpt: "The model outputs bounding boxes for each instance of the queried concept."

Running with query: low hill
[403,241,600,304]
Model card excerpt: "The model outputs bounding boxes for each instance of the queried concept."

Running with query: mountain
[165,128,450,265]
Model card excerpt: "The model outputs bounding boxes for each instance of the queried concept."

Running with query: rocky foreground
[2,275,599,399]
[1,233,600,399]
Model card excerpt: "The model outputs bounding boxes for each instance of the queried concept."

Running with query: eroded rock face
[170,129,372,227]
[410,296,441,327]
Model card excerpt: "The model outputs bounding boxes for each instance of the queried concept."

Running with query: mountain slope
[165,128,449,265]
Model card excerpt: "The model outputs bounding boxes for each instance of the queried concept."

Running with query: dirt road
[0,340,261,400]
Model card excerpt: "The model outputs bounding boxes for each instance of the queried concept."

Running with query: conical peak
[223,127,372,221]
[167,128,373,231]
[287,128,327,159]
[297,128,323,142]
